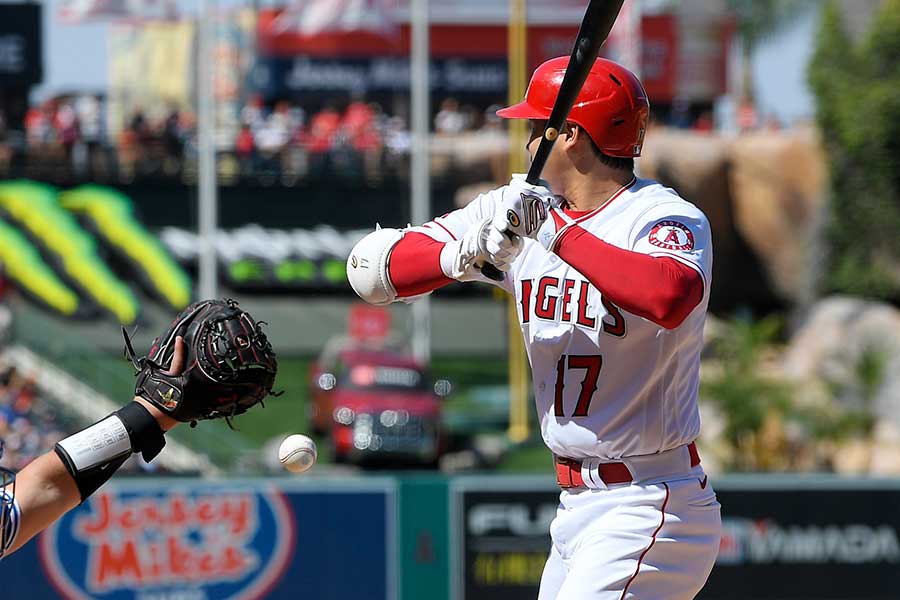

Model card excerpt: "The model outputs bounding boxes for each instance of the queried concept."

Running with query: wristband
[55,402,166,502]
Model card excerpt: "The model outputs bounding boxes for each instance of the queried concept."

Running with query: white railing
[0,344,220,475]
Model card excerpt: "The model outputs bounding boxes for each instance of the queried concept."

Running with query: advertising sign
[453,477,558,600]
[454,476,900,600]
[253,56,508,98]
[703,483,900,599]
[0,3,42,86]
[2,478,396,600]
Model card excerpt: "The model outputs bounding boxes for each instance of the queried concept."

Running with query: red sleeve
[554,225,704,329]
[388,232,454,298]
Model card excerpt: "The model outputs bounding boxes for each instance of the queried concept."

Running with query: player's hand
[133,335,185,431]
[491,174,556,240]
[482,218,523,272]
[443,217,522,281]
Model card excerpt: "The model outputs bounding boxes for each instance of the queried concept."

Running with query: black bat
[481,0,626,282]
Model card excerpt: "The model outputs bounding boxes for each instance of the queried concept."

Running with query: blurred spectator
[434,97,467,135]
[0,112,11,177]
[73,95,104,177]
[255,106,292,175]
[235,123,256,174]
[240,93,267,133]
[0,366,68,472]
[55,101,80,166]
[5,93,537,184]
[162,107,184,174]
[668,97,693,129]
[737,97,759,132]
[24,102,53,158]
[693,111,715,133]
[303,104,342,174]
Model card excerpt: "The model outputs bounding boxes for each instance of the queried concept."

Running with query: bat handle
[480,262,505,282]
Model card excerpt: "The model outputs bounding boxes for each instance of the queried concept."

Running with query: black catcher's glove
[125,298,278,425]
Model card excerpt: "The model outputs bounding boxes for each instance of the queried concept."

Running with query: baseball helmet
[497,56,650,158]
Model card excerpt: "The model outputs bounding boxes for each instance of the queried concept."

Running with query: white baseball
[278,434,317,474]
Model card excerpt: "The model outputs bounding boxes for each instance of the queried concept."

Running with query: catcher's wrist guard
[126,298,278,426]
[55,402,166,502]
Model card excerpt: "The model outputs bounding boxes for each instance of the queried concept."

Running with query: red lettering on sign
[94,541,142,589]
[75,493,260,592]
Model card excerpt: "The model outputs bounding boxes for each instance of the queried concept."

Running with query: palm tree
[725,0,818,101]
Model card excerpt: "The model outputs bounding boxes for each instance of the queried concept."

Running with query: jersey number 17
[554,354,602,417]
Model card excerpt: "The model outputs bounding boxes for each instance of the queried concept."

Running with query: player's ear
[561,123,582,150]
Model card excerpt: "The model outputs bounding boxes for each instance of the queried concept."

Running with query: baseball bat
[481,0,626,282]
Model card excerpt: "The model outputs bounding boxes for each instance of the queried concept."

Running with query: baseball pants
[538,466,721,600]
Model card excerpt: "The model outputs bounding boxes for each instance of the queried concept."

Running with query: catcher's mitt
[124,298,278,425]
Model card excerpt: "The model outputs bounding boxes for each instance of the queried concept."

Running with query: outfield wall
[3,474,899,599]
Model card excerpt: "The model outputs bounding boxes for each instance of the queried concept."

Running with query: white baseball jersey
[413,177,712,460]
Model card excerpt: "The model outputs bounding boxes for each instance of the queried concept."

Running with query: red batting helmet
[497,56,650,158]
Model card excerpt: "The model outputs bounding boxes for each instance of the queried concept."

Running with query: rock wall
[640,126,826,312]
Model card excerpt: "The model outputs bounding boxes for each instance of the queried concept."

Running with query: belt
[555,442,701,489]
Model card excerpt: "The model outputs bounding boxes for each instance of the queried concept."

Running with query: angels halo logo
[648,220,694,251]
[39,483,295,600]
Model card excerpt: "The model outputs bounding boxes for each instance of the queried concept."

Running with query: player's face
[527,119,567,190]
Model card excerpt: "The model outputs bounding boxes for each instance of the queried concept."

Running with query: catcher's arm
[1,338,184,559]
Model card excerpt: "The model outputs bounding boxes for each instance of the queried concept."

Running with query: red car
[309,341,448,467]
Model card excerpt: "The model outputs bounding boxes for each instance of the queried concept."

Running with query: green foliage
[702,316,874,471]
[702,316,793,470]
[809,0,900,301]
[726,0,818,53]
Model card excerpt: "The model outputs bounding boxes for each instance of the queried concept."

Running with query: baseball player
[1,298,278,560]
[347,56,721,599]
[0,338,184,560]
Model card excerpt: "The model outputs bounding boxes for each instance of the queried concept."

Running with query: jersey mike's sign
[39,485,295,600]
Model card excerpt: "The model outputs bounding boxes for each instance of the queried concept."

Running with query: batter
[348,56,721,599]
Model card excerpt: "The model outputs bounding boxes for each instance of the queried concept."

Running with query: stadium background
[2,0,900,598]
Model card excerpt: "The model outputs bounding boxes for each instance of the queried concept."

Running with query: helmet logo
[634,126,646,156]
[507,210,521,228]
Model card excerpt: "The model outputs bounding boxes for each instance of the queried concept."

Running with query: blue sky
[34,0,819,125]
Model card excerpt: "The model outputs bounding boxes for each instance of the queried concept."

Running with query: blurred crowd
[0,94,510,185]
[0,366,68,471]
[0,93,786,186]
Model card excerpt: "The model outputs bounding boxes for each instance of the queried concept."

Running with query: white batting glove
[440,217,523,282]
[483,219,523,270]
[536,208,578,253]
[491,174,556,240]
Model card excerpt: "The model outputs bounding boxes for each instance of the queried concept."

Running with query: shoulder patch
[648,220,694,251]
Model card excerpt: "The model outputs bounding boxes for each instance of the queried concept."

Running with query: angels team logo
[40,484,295,600]
[648,220,694,251]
